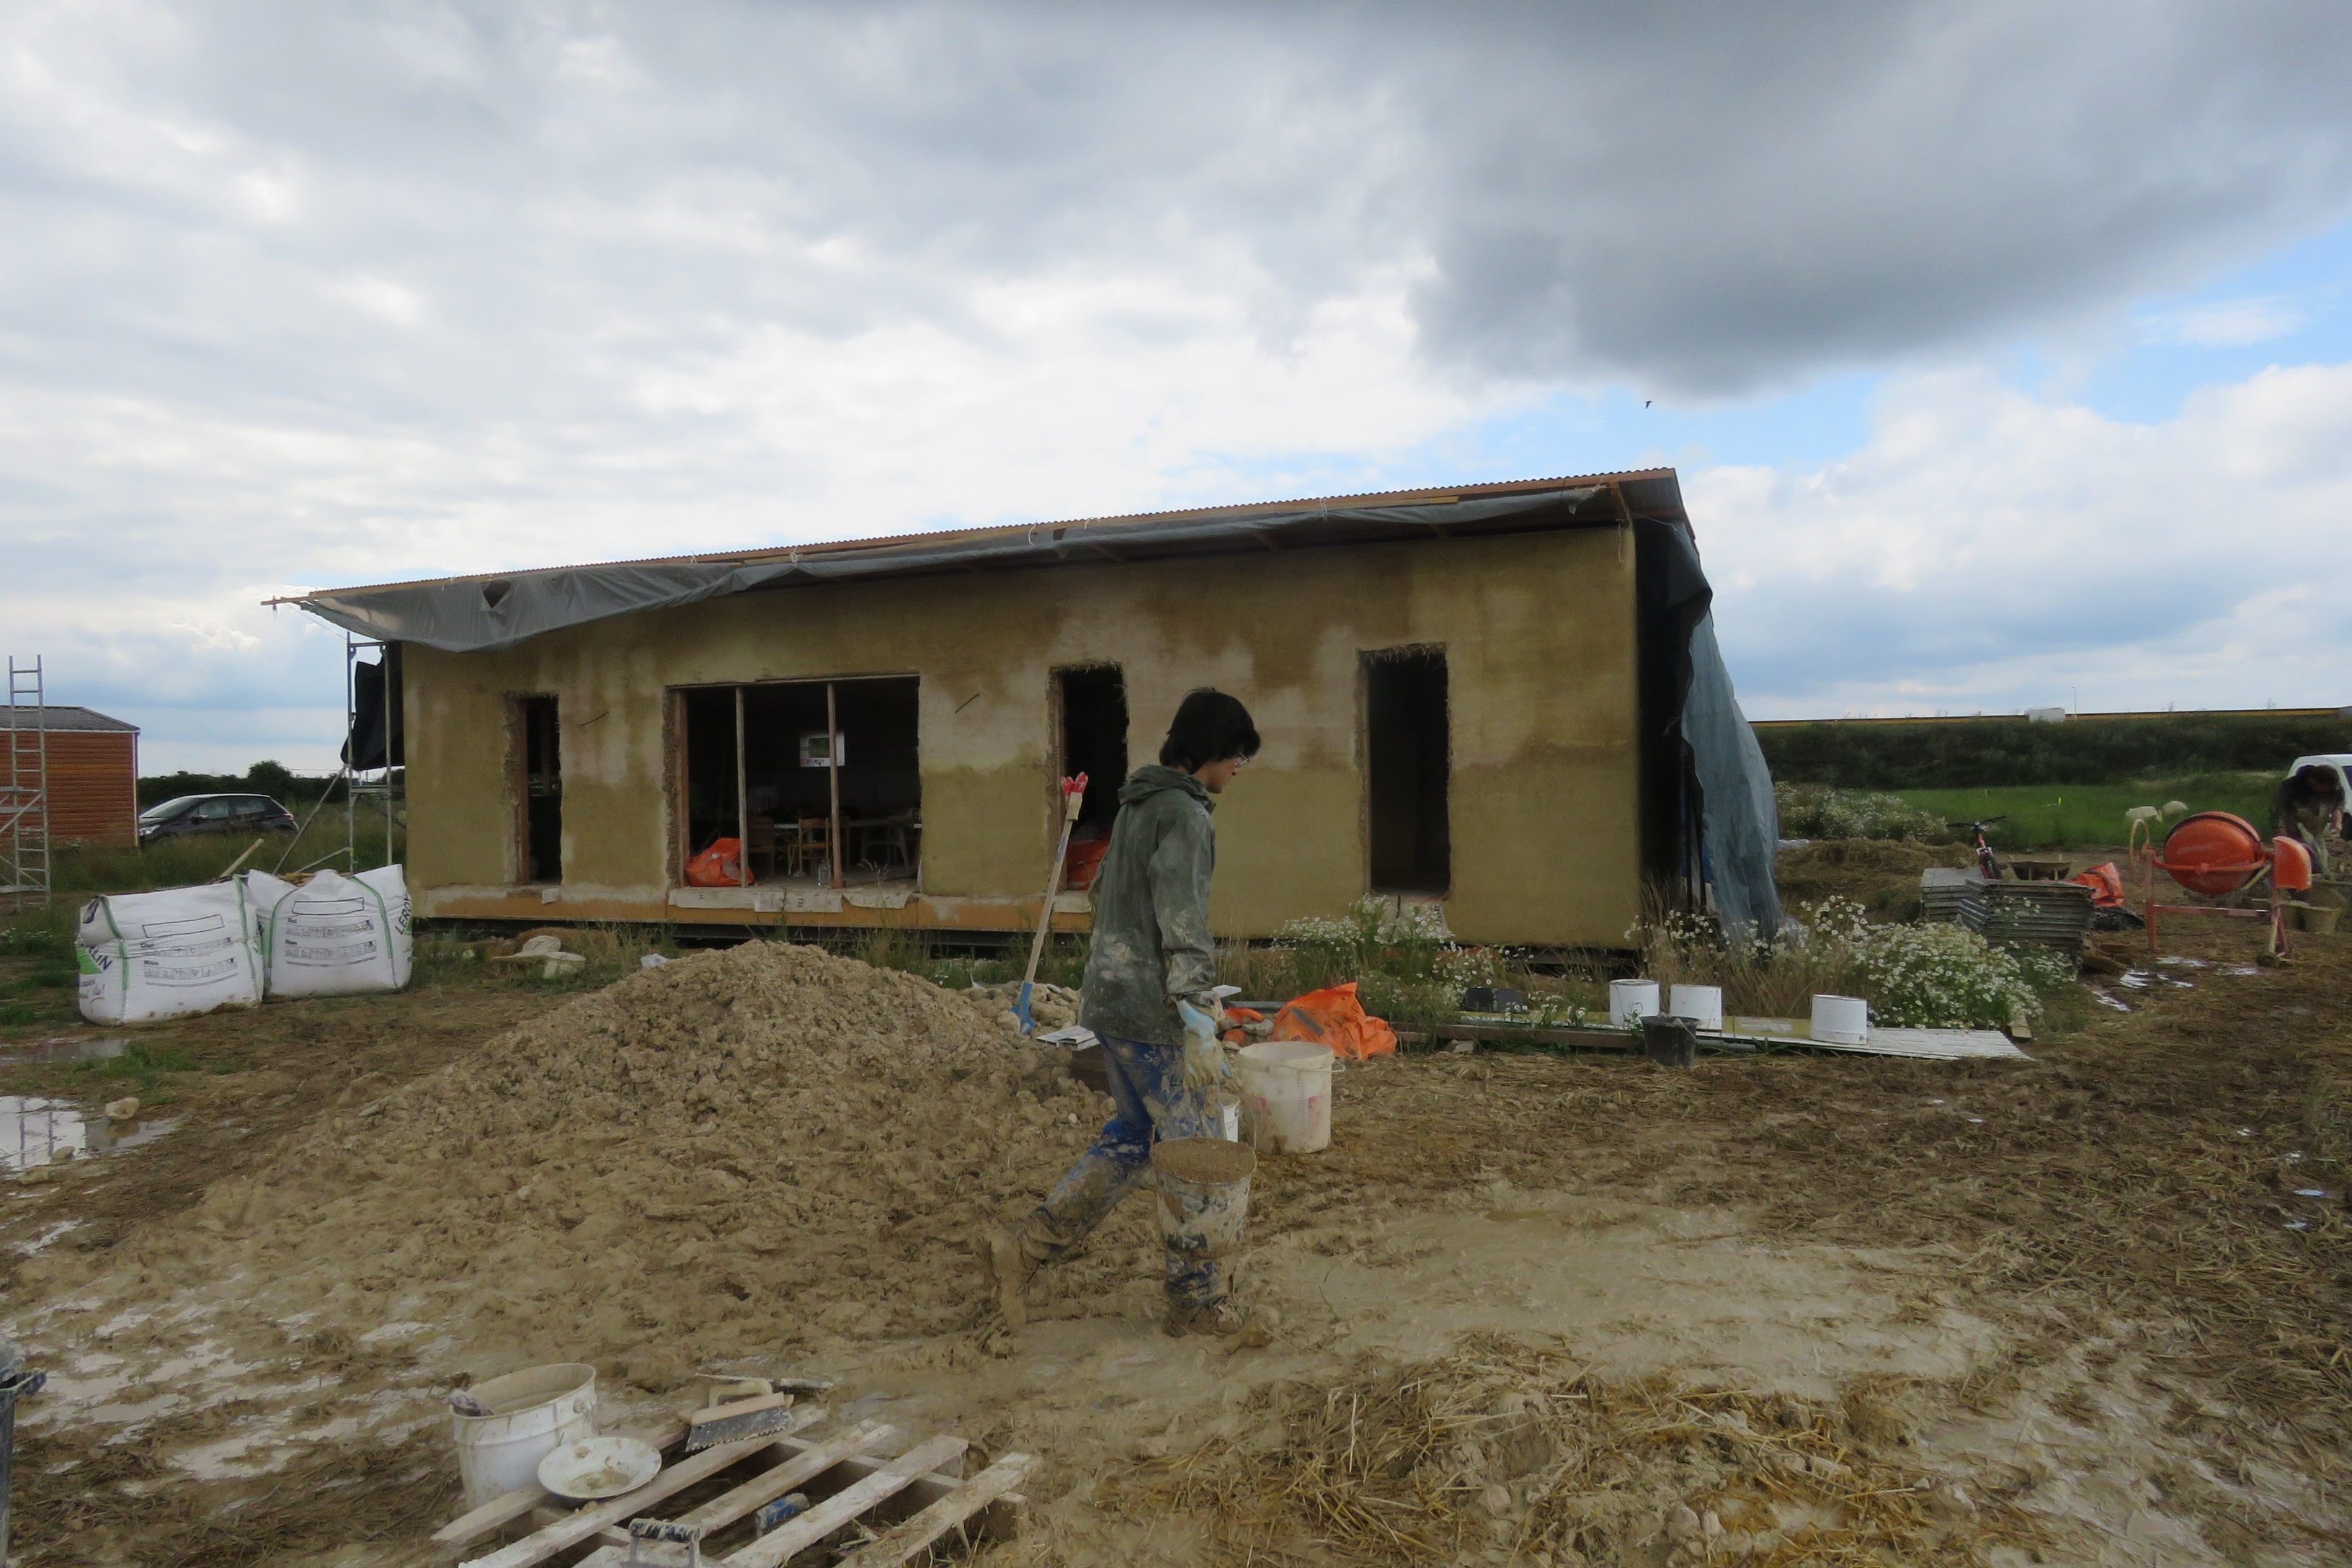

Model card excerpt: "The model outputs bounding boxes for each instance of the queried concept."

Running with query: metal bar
[826,681,842,890]
[734,685,749,889]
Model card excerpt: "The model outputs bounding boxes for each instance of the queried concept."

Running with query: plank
[572,1420,898,1568]
[460,1431,783,1568]
[434,1415,690,1554]
[832,1453,1036,1568]
[723,1435,970,1568]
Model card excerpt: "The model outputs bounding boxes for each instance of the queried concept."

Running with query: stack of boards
[76,865,413,1025]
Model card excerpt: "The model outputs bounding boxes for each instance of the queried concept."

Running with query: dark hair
[1159,688,1261,772]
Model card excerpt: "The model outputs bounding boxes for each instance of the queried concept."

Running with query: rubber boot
[978,1218,1058,1330]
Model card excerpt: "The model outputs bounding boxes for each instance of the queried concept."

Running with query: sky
[4,1,2351,774]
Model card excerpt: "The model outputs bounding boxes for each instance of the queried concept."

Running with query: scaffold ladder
[2,655,52,907]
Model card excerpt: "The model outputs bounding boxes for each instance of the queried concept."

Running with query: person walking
[984,687,1264,1339]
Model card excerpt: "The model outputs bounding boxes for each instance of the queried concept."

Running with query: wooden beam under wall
[735,685,749,888]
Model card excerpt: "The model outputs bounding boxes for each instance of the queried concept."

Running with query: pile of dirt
[966,980,1080,1033]
[1776,837,1976,917]
[36,942,1102,1389]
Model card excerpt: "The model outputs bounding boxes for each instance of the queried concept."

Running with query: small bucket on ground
[1812,994,1870,1046]
[1234,1041,1335,1154]
[1608,979,1660,1026]
[1641,1015,1698,1068]
[1668,984,1724,1030]
[1152,1137,1257,1271]
[451,1362,597,1507]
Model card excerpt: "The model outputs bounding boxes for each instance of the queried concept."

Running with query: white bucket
[450,1363,597,1507]
[1608,979,1660,1027]
[1234,1041,1335,1154]
[1669,984,1724,1030]
[1811,994,1870,1045]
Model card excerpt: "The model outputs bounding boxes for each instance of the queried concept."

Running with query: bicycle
[1947,816,2008,880]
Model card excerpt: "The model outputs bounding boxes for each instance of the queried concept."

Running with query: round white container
[1234,1041,1335,1154]
[1668,984,1724,1031]
[1608,979,1660,1027]
[450,1363,597,1507]
[1811,994,1870,1045]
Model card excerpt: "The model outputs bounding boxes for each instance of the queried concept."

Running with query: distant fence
[1753,709,2351,790]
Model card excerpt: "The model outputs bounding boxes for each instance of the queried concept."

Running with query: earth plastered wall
[401,525,1642,946]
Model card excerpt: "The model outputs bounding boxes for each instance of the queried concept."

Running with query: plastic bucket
[1668,984,1724,1030]
[1608,979,1660,1027]
[451,1363,597,1507]
[1811,994,1870,1046]
[1152,1137,1257,1268]
[1234,1041,1335,1154]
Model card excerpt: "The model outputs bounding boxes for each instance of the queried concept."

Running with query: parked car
[138,793,299,844]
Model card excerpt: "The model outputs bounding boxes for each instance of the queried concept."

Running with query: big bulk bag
[76,882,264,1025]
[248,865,414,996]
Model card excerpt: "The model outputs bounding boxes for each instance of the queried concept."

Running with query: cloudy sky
[5,1,2351,772]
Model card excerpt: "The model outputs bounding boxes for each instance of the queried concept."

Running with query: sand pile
[76,942,1106,1386]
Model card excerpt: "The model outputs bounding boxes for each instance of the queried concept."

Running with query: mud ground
[4,912,2348,1567]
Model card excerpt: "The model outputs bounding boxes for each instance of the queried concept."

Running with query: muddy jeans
[1025,1033,1228,1309]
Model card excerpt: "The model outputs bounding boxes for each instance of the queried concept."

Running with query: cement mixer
[2140,811,2314,956]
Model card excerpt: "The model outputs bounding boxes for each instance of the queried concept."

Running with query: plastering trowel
[680,1373,839,1453]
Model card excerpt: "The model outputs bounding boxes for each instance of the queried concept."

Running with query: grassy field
[1894,772,2273,849]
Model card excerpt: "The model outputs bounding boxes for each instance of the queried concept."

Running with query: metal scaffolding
[1,656,50,910]
[2,658,50,912]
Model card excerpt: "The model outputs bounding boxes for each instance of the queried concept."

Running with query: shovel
[1015,773,1088,1035]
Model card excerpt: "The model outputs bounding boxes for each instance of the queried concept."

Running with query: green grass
[1893,772,2273,850]
[50,817,396,895]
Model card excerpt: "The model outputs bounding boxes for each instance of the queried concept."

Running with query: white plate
[537,1435,661,1501]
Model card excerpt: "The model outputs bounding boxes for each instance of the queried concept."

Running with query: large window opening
[513,695,562,883]
[1054,665,1128,889]
[678,676,921,888]
[1364,648,1450,894]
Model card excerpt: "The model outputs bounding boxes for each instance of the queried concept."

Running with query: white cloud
[2138,295,2307,347]
[1694,360,2352,716]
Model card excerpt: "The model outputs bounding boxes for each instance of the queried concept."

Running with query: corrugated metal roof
[0,705,138,733]
[280,468,1683,601]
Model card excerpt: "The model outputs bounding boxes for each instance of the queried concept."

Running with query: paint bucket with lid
[1608,979,1660,1027]
[1668,984,1724,1030]
[1811,994,1870,1046]
[1234,1041,1335,1154]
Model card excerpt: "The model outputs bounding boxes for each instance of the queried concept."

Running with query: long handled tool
[1015,773,1087,1035]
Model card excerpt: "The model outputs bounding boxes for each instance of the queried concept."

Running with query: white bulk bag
[78,881,264,1025]
[251,865,414,996]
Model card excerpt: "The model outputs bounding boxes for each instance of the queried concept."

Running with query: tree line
[1755,713,2348,790]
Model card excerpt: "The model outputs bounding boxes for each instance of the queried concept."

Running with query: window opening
[1364,648,1450,894]
[677,676,920,888]
[514,695,562,883]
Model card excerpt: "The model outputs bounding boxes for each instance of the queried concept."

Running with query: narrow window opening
[514,695,562,883]
[1054,665,1128,888]
[1364,648,1450,894]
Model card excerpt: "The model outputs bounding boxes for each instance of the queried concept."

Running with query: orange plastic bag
[1268,981,1396,1061]
[684,837,744,887]
[2070,861,2126,908]
[1219,1004,1265,1046]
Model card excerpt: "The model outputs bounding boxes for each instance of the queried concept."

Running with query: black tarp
[343,647,404,772]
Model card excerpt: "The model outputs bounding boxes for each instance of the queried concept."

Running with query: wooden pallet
[436,1404,1030,1568]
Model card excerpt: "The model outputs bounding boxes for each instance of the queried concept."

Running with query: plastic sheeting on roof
[294,489,1601,654]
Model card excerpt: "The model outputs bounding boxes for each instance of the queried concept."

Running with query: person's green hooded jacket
[1076,765,1218,1046]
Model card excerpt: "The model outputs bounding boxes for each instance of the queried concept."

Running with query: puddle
[3,1096,177,1172]
[0,1035,130,1066]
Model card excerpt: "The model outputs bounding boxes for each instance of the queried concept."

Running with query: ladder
[2,655,52,909]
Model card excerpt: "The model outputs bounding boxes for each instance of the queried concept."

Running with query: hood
[1118,765,1211,809]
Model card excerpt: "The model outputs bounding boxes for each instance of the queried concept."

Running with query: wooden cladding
[26,731,138,846]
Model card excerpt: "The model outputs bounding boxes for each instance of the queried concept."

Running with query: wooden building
[0,706,140,847]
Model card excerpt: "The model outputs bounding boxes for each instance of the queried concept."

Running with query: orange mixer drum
[2157,812,2268,896]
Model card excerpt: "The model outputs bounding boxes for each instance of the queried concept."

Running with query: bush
[1776,784,1948,843]
[1758,712,2348,790]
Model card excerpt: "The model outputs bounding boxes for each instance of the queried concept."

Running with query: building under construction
[285,472,1778,949]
